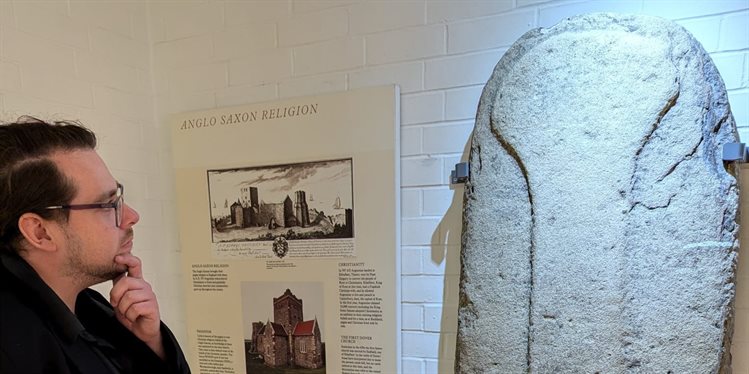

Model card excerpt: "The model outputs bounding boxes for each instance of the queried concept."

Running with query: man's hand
[110,254,166,360]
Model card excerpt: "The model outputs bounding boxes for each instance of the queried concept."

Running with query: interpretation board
[170,86,400,374]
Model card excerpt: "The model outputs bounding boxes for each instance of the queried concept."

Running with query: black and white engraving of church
[207,158,354,243]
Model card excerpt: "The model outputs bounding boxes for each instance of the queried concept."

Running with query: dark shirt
[0,251,191,374]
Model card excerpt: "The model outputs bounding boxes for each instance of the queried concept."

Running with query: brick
[449,9,535,54]
[131,3,150,43]
[677,16,721,53]
[424,359,442,374]
[422,187,455,216]
[401,125,422,157]
[349,61,424,94]
[229,48,293,86]
[720,11,749,51]
[440,332,457,360]
[292,0,356,14]
[84,113,143,148]
[169,63,228,94]
[293,37,364,75]
[422,245,447,275]
[424,304,456,332]
[403,276,444,304]
[738,127,749,144]
[90,28,150,70]
[435,244,461,276]
[69,1,134,37]
[94,86,148,122]
[425,50,504,90]
[215,84,278,108]
[278,72,346,98]
[427,0,514,23]
[401,358,425,374]
[402,246,423,274]
[21,67,93,108]
[642,0,748,20]
[279,7,348,46]
[423,122,473,154]
[214,22,277,61]
[402,303,424,330]
[225,1,291,26]
[737,277,749,309]
[517,0,553,7]
[76,52,140,93]
[401,91,444,125]
[445,85,482,120]
[735,307,749,342]
[164,91,216,115]
[349,1,425,35]
[401,187,422,217]
[0,0,13,28]
[98,143,159,175]
[366,24,445,66]
[729,90,748,126]
[2,28,77,77]
[163,1,223,40]
[13,1,88,49]
[2,93,81,120]
[539,0,642,28]
[0,61,21,91]
[153,36,215,70]
[401,331,440,358]
[732,341,749,373]
[712,53,745,90]
[401,156,443,187]
[402,217,440,245]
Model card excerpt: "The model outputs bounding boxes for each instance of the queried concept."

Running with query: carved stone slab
[457,13,739,373]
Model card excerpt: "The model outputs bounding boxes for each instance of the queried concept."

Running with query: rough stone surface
[457,13,739,374]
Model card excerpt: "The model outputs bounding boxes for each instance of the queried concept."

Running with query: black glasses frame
[44,183,124,227]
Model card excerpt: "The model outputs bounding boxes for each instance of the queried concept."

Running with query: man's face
[51,150,140,285]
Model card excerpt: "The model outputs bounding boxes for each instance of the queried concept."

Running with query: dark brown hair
[0,117,97,252]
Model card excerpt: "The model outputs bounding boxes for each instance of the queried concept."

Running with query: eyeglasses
[44,183,124,227]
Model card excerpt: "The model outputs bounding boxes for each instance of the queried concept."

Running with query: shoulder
[0,288,68,372]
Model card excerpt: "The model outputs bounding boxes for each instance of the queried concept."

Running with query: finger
[114,254,143,279]
[122,301,160,328]
[114,289,155,316]
[110,277,149,307]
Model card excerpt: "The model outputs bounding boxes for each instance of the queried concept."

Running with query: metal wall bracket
[723,143,748,162]
[451,162,470,184]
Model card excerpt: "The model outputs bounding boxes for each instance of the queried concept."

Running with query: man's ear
[17,213,58,252]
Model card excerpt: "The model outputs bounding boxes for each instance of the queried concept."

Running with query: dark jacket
[0,251,191,374]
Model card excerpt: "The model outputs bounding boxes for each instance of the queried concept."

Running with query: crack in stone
[629,80,680,202]
[627,193,677,213]
[656,135,703,183]
[489,118,535,373]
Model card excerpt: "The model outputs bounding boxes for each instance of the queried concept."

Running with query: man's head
[0,117,139,284]
[0,117,97,251]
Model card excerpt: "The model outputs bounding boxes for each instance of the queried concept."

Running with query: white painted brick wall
[0,0,187,349]
[3,1,747,373]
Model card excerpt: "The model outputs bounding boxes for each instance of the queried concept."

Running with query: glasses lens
[115,183,124,227]
[115,197,123,227]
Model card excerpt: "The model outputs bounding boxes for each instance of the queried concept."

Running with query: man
[0,117,190,373]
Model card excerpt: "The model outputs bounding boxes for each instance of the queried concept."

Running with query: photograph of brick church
[241,282,326,373]
[207,158,354,244]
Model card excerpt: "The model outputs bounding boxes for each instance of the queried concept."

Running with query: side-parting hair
[0,116,97,253]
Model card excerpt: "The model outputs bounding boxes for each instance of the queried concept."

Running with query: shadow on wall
[430,134,472,373]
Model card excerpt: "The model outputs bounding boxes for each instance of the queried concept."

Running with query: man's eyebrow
[94,184,119,202]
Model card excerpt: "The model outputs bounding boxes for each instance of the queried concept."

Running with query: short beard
[63,230,123,286]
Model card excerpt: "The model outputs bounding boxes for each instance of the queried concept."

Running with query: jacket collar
[0,251,84,343]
